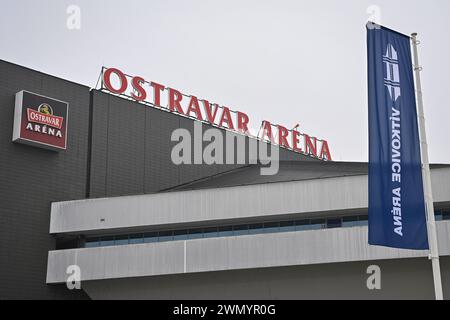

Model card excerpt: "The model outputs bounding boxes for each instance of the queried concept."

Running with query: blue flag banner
[367,23,429,250]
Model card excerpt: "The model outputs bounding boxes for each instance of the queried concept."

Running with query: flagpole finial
[411,33,420,45]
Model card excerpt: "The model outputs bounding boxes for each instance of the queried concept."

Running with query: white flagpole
[411,33,444,300]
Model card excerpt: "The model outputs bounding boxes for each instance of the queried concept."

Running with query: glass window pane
[248,223,264,235]
[442,210,450,221]
[114,235,129,246]
[435,210,443,221]
[85,237,100,248]
[100,236,115,247]
[144,232,159,243]
[327,218,342,229]
[295,220,310,231]
[310,219,326,230]
[279,221,295,233]
[203,227,218,238]
[233,225,249,236]
[188,228,204,239]
[82,214,389,248]
[129,234,144,244]
[358,215,369,226]
[158,231,173,242]
[342,216,359,228]
[263,222,280,233]
[173,230,189,241]
[218,226,233,237]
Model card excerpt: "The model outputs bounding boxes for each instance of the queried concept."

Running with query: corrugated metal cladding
[0,60,315,299]
[88,90,315,198]
[0,60,90,299]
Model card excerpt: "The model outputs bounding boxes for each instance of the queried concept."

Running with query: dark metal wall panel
[178,119,227,186]
[144,106,181,192]
[280,147,315,161]
[106,96,146,196]
[177,116,198,184]
[89,90,315,198]
[0,60,90,299]
[90,91,247,197]
[88,91,110,198]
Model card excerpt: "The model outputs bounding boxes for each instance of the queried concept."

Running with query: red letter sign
[103,68,127,94]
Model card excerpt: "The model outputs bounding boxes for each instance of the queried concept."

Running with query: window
[248,223,264,235]
[342,216,359,228]
[358,215,369,226]
[233,225,249,236]
[115,235,129,246]
[435,210,443,221]
[144,232,158,243]
[442,211,450,221]
[85,237,100,248]
[100,236,115,247]
[129,233,144,244]
[327,218,342,229]
[264,222,280,233]
[158,231,173,242]
[203,227,218,238]
[173,229,189,241]
[295,220,310,231]
[78,210,412,250]
[279,221,295,233]
[188,228,204,239]
[218,226,233,237]
[310,219,326,230]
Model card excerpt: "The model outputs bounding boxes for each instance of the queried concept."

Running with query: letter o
[392,139,401,150]
[103,68,128,94]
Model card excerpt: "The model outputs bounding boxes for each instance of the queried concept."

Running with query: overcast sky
[1,0,449,163]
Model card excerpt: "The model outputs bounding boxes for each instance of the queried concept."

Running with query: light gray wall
[47,221,450,284]
[49,167,450,235]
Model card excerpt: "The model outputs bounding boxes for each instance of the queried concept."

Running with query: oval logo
[38,103,53,115]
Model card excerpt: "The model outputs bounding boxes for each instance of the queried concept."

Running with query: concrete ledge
[49,168,450,234]
[46,221,450,283]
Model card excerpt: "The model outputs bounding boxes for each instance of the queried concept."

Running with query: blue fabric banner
[367,23,429,250]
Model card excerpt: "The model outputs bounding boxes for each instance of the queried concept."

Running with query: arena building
[1,59,449,299]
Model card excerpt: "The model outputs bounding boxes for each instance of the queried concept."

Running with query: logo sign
[12,91,69,151]
[367,23,428,250]
[98,67,332,161]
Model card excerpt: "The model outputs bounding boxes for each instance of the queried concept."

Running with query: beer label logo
[38,103,53,115]
[13,91,69,151]
[27,104,64,131]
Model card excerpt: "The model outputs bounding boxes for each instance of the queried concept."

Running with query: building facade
[1,60,449,299]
